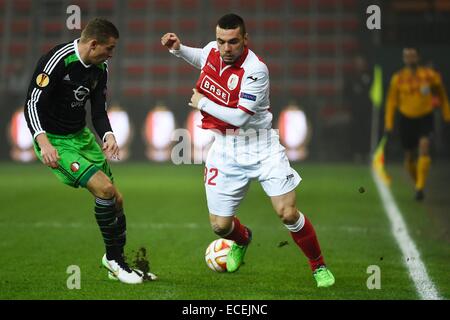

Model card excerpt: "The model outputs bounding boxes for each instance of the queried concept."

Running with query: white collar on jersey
[74,38,92,68]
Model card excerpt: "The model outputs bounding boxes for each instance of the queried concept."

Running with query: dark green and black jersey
[24,39,113,140]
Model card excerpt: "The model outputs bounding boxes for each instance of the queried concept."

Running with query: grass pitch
[0,163,448,299]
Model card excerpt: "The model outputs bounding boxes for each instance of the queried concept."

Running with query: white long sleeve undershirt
[198,97,251,127]
[169,44,203,69]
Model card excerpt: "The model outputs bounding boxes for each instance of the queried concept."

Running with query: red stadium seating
[342,39,359,53]
[211,0,233,11]
[40,42,56,54]
[125,65,146,77]
[127,0,149,10]
[317,0,338,10]
[264,0,283,11]
[149,65,171,77]
[178,19,198,32]
[289,41,311,55]
[316,83,337,96]
[291,0,311,10]
[237,0,259,11]
[289,19,311,32]
[290,63,311,77]
[11,20,30,34]
[263,40,283,57]
[12,0,31,13]
[263,19,282,34]
[96,0,115,11]
[150,42,168,56]
[42,20,64,35]
[154,0,173,12]
[180,0,200,10]
[125,42,147,55]
[317,18,338,32]
[176,64,194,76]
[315,41,337,55]
[149,87,170,98]
[9,43,27,56]
[70,0,89,11]
[124,86,146,97]
[289,84,311,97]
[267,62,283,78]
[317,62,337,76]
[341,18,359,31]
[127,20,148,34]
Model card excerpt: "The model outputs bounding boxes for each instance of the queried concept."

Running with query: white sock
[284,212,305,233]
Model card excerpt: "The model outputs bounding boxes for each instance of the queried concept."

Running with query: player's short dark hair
[217,13,246,36]
[81,18,119,44]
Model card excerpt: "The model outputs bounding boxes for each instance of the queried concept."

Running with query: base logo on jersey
[70,162,80,172]
[36,73,50,88]
[227,74,239,91]
[200,75,230,105]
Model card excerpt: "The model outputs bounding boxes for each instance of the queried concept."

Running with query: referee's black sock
[94,197,120,260]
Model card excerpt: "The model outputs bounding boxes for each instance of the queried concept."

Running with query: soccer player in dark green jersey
[24,18,146,284]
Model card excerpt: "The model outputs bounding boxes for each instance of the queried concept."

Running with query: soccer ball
[205,238,234,272]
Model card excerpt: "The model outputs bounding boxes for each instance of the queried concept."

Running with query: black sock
[94,197,119,260]
[116,209,127,257]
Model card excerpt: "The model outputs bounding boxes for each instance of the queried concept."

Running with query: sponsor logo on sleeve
[240,92,257,101]
[36,73,50,88]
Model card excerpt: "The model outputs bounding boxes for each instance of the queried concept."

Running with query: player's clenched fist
[189,88,205,110]
[161,33,181,50]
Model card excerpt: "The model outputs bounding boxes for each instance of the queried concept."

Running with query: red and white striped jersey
[178,41,273,132]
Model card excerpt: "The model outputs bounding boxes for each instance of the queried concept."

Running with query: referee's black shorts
[399,112,434,150]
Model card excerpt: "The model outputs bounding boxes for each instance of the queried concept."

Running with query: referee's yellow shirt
[384,67,450,131]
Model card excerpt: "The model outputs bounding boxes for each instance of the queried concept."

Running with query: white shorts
[204,129,301,216]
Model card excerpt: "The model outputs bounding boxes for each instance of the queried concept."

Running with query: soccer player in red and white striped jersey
[162,13,334,287]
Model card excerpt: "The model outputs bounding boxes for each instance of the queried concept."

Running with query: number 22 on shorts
[204,167,218,186]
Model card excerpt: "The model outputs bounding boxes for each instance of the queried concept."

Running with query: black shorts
[399,112,434,150]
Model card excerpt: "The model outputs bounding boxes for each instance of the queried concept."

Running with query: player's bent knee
[209,215,233,237]
[97,183,115,199]
[87,172,116,199]
[277,206,299,224]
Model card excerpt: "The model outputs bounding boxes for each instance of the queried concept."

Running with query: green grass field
[0,163,448,300]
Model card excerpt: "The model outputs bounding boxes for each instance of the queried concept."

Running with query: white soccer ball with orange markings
[205,238,234,272]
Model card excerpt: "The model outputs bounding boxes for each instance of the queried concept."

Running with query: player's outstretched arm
[162,32,203,69]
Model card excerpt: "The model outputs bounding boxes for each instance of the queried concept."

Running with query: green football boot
[313,265,335,288]
[226,228,252,273]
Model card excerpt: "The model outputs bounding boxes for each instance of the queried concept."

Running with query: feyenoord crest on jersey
[70,162,80,172]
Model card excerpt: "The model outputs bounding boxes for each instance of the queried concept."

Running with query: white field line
[372,169,441,300]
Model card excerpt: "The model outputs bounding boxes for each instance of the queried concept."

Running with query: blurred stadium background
[1,0,450,163]
[1,0,450,300]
